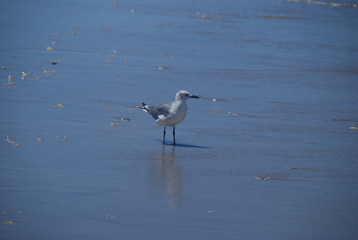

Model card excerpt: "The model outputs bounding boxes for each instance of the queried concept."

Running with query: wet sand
[1,0,358,239]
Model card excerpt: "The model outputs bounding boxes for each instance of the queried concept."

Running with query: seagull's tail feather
[141,102,160,120]
[141,102,149,112]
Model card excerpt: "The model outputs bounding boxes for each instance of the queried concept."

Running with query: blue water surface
[1,0,358,239]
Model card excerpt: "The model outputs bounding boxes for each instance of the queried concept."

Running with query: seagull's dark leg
[163,126,166,145]
[173,126,176,145]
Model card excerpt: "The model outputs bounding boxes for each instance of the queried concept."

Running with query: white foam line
[287,0,358,8]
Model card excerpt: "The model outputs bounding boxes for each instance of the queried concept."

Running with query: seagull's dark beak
[190,95,199,99]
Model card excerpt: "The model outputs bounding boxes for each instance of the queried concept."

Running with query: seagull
[142,90,199,145]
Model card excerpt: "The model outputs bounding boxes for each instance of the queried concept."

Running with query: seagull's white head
[175,90,199,101]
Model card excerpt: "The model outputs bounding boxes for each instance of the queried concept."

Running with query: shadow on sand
[155,139,211,149]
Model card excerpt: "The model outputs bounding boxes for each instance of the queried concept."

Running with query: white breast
[156,101,187,126]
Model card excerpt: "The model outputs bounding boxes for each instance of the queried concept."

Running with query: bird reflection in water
[151,145,182,207]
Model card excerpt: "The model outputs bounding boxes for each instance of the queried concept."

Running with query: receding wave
[287,0,358,8]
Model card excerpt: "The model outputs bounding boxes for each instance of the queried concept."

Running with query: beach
[1,0,358,239]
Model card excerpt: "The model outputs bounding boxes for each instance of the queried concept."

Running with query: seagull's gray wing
[142,102,172,120]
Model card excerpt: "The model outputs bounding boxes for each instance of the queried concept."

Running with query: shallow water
[1,0,358,239]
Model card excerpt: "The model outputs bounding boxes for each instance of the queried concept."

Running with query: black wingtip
[142,102,149,111]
